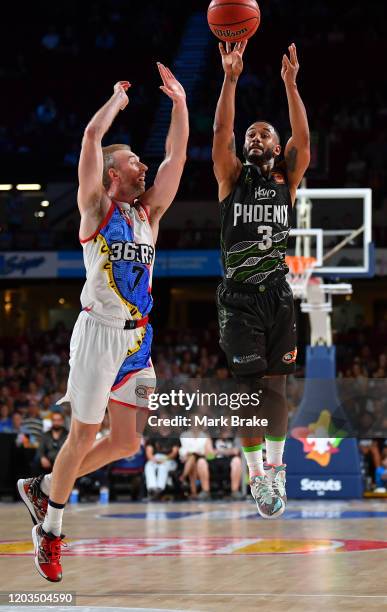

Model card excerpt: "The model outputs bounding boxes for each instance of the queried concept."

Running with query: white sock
[242,444,264,478]
[265,437,286,466]
[42,501,64,537]
[40,474,52,496]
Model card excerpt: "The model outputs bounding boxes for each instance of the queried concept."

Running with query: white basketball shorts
[58,311,155,424]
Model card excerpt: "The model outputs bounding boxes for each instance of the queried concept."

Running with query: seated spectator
[359,438,381,488]
[38,410,68,473]
[0,401,13,432]
[179,427,212,499]
[12,412,30,448]
[374,449,387,491]
[26,381,43,404]
[208,430,243,500]
[41,344,61,366]
[22,402,43,448]
[145,424,180,499]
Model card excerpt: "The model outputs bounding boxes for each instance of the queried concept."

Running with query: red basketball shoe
[17,475,49,525]
[32,524,65,582]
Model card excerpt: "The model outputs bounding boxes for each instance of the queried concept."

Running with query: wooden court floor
[0,499,386,612]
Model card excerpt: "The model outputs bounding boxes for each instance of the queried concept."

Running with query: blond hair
[102,144,131,190]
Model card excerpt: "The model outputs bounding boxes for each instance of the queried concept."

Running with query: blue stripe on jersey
[100,205,153,317]
[113,323,153,386]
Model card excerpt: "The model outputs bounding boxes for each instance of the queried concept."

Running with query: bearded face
[243,122,281,167]
[243,143,277,165]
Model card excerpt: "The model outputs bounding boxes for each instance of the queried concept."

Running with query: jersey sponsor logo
[109,241,154,265]
[233,203,288,227]
[282,349,297,364]
[272,172,285,184]
[254,186,277,200]
[135,384,154,400]
[233,353,261,364]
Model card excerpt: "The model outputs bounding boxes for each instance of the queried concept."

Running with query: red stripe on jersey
[111,368,142,391]
[79,202,115,243]
[141,204,151,223]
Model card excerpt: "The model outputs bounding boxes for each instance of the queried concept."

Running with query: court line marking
[80,592,387,599]
[1,608,202,612]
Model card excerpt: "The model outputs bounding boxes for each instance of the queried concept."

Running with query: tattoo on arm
[228,136,236,153]
[286,146,298,172]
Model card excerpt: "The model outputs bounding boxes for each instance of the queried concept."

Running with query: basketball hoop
[286,255,317,299]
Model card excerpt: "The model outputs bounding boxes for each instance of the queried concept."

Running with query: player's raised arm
[281,44,310,202]
[77,81,130,214]
[212,41,246,201]
[142,64,188,225]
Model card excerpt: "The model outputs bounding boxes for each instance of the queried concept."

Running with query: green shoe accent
[242,443,264,453]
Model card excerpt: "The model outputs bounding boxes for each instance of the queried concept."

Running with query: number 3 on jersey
[257,225,273,251]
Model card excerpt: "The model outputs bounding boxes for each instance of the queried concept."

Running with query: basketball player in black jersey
[213,41,310,518]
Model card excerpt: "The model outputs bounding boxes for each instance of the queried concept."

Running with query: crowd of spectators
[1,1,387,251]
[0,0,190,181]
[0,316,386,497]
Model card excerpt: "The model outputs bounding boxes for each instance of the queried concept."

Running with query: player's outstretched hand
[157,63,186,104]
[114,81,131,110]
[219,41,247,80]
[281,43,299,86]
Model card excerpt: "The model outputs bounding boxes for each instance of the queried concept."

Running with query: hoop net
[286,255,317,299]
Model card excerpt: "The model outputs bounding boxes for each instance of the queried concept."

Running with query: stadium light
[34,211,45,218]
[41,200,50,207]
[16,184,42,191]
[0,184,13,191]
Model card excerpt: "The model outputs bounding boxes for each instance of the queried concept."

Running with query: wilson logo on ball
[208,0,261,43]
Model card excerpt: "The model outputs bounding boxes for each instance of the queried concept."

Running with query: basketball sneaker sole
[253,496,286,520]
[17,479,40,525]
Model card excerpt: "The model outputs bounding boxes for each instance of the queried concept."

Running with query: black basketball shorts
[216,278,297,378]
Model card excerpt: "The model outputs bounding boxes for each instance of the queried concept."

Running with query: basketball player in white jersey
[17,63,189,582]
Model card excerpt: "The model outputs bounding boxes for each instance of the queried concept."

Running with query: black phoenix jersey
[220,164,292,287]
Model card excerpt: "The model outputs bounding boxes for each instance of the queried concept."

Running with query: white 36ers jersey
[80,199,154,322]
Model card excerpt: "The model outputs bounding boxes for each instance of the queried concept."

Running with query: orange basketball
[207,0,261,43]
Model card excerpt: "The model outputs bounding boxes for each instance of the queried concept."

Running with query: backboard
[288,188,374,278]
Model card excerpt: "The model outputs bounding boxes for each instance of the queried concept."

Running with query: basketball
[207,0,261,43]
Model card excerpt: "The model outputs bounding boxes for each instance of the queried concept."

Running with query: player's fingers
[165,66,175,80]
[283,54,291,67]
[157,62,168,84]
[156,61,165,75]
[291,44,299,66]
[219,42,226,56]
[226,42,231,54]
[159,86,172,97]
[240,40,248,56]
[290,46,297,65]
